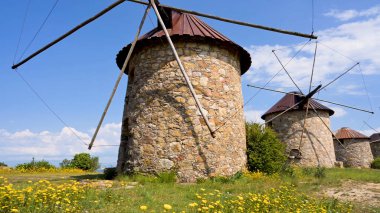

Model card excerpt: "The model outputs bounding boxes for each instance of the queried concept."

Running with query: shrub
[371,157,380,169]
[0,162,7,167]
[157,171,177,183]
[15,159,55,171]
[246,122,287,174]
[61,153,100,171]
[104,167,117,180]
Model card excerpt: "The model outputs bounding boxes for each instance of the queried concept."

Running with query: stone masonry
[265,111,336,167]
[334,138,374,168]
[117,38,247,182]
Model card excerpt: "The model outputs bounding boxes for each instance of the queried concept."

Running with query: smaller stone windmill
[334,127,374,168]
[370,133,380,158]
[261,91,336,167]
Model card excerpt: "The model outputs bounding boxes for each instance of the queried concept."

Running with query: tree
[246,122,287,174]
[60,153,100,171]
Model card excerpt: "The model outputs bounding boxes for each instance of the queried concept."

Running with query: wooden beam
[88,5,151,150]
[12,0,126,69]
[127,0,317,39]
[150,0,216,137]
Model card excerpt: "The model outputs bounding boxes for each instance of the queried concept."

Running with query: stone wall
[265,110,336,167]
[370,142,380,158]
[334,139,374,168]
[117,38,246,182]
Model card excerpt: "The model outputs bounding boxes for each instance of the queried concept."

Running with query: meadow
[1,167,379,213]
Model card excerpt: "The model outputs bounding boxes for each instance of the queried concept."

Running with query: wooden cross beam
[12,0,317,70]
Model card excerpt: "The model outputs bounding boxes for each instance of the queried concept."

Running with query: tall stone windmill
[12,0,317,181]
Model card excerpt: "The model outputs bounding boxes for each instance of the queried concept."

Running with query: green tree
[246,122,287,174]
[64,153,100,171]
[0,162,8,167]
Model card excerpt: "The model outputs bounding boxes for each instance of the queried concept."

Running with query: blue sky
[1,1,379,167]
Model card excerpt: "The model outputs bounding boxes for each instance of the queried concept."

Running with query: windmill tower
[370,133,380,158]
[10,0,318,181]
[115,9,251,182]
[334,127,374,168]
[261,92,336,167]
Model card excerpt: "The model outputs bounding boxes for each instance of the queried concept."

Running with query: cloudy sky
[1,1,379,167]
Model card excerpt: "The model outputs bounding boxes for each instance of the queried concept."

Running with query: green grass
[1,168,379,212]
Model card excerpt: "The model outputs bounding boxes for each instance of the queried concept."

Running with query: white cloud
[245,6,380,94]
[329,106,347,118]
[0,123,121,167]
[325,6,380,21]
[244,109,265,123]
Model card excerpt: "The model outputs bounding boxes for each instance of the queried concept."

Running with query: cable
[13,0,32,64]
[213,40,312,133]
[15,70,89,146]
[18,0,60,62]
[318,41,357,63]
[311,0,315,34]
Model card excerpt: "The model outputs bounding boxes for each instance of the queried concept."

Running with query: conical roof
[335,127,369,140]
[370,133,380,142]
[261,92,334,119]
[116,9,251,74]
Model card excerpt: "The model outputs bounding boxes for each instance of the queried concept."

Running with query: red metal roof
[335,127,369,140]
[261,92,334,119]
[116,9,251,74]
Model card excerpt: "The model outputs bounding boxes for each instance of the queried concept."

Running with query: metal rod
[150,0,215,137]
[319,62,359,91]
[127,0,317,39]
[272,50,303,93]
[314,98,374,114]
[309,41,318,93]
[12,0,126,69]
[264,101,302,124]
[309,104,346,149]
[247,85,374,114]
[298,100,310,151]
[88,5,151,150]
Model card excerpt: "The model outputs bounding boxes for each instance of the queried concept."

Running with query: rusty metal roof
[261,92,335,119]
[335,127,369,139]
[370,133,380,142]
[116,9,251,74]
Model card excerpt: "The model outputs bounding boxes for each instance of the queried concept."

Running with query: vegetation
[61,153,100,171]
[1,168,379,212]
[371,157,380,169]
[15,159,55,172]
[0,162,7,167]
[104,167,117,180]
[246,122,287,174]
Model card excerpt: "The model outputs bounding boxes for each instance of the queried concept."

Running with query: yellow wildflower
[163,204,172,210]
[140,205,148,211]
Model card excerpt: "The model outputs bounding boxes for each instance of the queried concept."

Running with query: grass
[1,168,379,212]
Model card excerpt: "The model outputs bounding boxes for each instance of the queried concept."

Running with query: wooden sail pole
[247,85,374,114]
[150,0,216,137]
[12,0,127,70]
[88,5,151,150]
[12,0,317,70]
[127,0,317,40]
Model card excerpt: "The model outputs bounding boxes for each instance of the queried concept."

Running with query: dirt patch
[323,180,380,207]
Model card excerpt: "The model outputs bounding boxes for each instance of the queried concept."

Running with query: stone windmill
[12,0,318,181]
[370,133,380,158]
[247,41,374,168]
[115,9,251,181]
[261,91,336,167]
[334,127,374,168]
